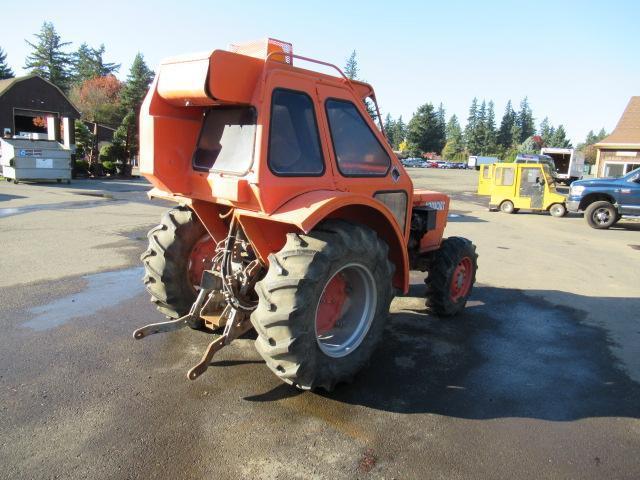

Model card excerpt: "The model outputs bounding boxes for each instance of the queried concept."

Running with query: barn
[594,96,640,178]
[0,75,79,149]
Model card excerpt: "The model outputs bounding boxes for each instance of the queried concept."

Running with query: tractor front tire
[141,206,211,319]
[251,221,394,391]
[425,237,478,317]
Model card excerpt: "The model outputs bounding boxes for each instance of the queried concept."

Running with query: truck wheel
[251,220,394,391]
[425,237,478,316]
[141,206,216,319]
[549,203,567,217]
[500,200,515,214]
[585,201,617,229]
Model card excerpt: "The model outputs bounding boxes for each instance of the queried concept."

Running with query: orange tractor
[134,39,478,390]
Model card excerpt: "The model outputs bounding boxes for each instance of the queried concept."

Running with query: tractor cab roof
[156,38,376,108]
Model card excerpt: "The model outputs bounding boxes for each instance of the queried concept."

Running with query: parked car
[566,167,640,229]
[401,158,423,168]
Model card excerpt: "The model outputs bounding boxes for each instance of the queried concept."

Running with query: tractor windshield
[192,107,257,174]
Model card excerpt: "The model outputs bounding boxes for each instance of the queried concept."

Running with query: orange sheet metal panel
[413,189,449,252]
[207,50,265,104]
[157,50,266,106]
[157,51,215,106]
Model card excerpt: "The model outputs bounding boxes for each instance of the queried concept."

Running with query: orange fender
[235,190,410,293]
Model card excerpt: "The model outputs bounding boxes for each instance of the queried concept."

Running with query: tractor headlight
[570,185,585,196]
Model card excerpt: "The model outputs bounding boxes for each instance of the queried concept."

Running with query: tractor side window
[325,99,391,176]
[193,107,257,174]
[268,89,324,176]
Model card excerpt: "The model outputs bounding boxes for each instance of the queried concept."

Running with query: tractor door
[519,166,545,209]
[315,82,413,235]
[477,164,494,196]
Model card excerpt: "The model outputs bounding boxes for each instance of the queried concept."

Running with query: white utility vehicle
[540,147,584,185]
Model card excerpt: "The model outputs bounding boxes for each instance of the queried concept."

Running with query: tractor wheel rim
[314,263,377,358]
[450,257,473,302]
[187,233,216,290]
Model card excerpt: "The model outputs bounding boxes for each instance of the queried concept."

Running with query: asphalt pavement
[0,172,638,479]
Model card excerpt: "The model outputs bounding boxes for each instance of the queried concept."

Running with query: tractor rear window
[268,89,324,176]
[325,99,390,176]
[192,107,257,174]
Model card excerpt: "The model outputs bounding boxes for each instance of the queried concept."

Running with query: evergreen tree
[464,97,481,154]
[72,43,120,83]
[344,50,358,80]
[443,114,464,160]
[446,114,463,145]
[497,100,516,148]
[24,21,72,91]
[476,100,487,153]
[393,115,406,149]
[0,47,15,79]
[383,113,396,147]
[482,100,497,154]
[120,53,154,114]
[436,103,446,149]
[516,97,535,143]
[407,103,446,154]
[118,53,154,161]
[548,125,572,148]
[539,117,555,146]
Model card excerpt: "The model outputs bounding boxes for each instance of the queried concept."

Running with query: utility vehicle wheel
[500,200,515,214]
[141,206,216,319]
[549,203,567,218]
[251,220,394,391]
[585,201,617,229]
[425,237,478,317]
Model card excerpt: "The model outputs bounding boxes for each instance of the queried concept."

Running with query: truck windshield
[192,107,257,174]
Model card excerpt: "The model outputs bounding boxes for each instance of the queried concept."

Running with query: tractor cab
[134,39,478,389]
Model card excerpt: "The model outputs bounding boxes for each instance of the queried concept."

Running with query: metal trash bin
[0,138,72,184]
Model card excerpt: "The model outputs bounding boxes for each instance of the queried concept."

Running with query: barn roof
[595,96,640,148]
[0,75,80,117]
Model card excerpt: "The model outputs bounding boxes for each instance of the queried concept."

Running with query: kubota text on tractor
[133,39,478,390]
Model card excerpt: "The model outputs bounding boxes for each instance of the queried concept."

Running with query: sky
[2,0,639,144]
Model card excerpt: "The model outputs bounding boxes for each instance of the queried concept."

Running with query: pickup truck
[566,167,640,228]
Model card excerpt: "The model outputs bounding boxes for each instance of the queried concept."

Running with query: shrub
[74,160,89,174]
[102,160,116,174]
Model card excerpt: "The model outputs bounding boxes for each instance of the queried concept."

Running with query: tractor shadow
[320,285,640,420]
[249,285,640,421]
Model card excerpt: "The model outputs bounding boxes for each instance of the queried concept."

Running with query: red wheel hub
[316,273,348,335]
[188,234,216,289]
[450,257,473,302]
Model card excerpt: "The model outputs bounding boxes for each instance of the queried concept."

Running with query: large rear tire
[251,220,394,391]
[141,206,215,319]
[425,237,478,316]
